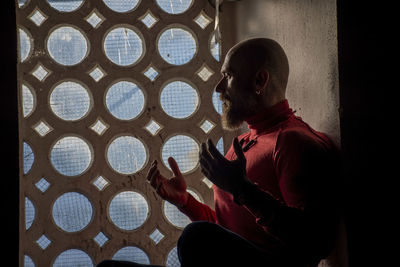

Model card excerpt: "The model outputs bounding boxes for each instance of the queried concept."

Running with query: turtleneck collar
[245,99,294,137]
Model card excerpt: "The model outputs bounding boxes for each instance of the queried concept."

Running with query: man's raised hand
[199,137,249,196]
[146,157,189,208]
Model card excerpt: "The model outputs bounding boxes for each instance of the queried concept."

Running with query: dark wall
[2,1,18,266]
[337,1,392,266]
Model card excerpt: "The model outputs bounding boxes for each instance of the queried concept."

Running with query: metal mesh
[104,27,143,66]
[24,255,35,267]
[103,0,140,13]
[163,189,202,228]
[53,249,93,267]
[106,136,147,174]
[23,142,34,174]
[50,136,92,176]
[46,0,84,12]
[47,26,88,66]
[212,91,223,115]
[106,81,145,120]
[158,28,197,65]
[160,81,199,119]
[161,135,199,174]
[108,191,149,230]
[166,247,180,267]
[25,197,35,230]
[156,0,193,14]
[112,246,150,264]
[18,28,31,62]
[50,81,91,121]
[52,192,93,232]
[21,84,34,117]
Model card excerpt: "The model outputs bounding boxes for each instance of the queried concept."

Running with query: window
[17,0,235,266]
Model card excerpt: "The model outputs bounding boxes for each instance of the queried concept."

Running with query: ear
[255,69,269,92]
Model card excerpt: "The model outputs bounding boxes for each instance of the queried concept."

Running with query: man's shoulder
[277,117,333,150]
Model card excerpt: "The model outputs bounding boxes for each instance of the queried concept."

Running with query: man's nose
[215,77,225,93]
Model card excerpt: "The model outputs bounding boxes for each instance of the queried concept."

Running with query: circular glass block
[164,189,201,228]
[212,91,223,115]
[210,33,221,62]
[112,246,150,264]
[46,0,84,12]
[52,192,93,232]
[103,0,140,13]
[166,247,180,267]
[23,142,34,174]
[162,135,199,174]
[50,81,91,121]
[47,26,88,66]
[107,136,147,174]
[156,0,193,14]
[106,81,145,120]
[19,28,32,62]
[50,136,92,176]
[160,81,199,119]
[24,255,35,267]
[216,137,224,155]
[104,27,144,66]
[53,249,93,267]
[108,191,149,230]
[158,27,197,65]
[22,84,35,118]
[25,197,35,230]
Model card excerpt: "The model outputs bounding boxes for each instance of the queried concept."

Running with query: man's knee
[178,221,219,247]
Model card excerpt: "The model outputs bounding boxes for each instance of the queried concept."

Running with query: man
[98,38,341,267]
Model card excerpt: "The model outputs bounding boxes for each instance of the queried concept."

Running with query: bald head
[216,38,290,129]
[227,38,289,93]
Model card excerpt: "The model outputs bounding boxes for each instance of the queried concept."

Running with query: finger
[199,143,217,169]
[200,142,213,161]
[200,165,211,179]
[199,157,212,172]
[233,137,246,162]
[146,163,158,181]
[168,157,182,177]
[207,139,225,162]
[149,169,160,188]
[155,180,163,193]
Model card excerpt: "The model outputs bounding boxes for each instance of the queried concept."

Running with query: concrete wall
[223,0,340,145]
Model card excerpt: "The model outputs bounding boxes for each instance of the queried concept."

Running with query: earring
[255,90,261,95]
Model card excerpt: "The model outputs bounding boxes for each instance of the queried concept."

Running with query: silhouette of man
[98,38,340,267]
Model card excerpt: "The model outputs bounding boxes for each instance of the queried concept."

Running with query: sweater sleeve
[236,130,340,265]
[178,193,217,222]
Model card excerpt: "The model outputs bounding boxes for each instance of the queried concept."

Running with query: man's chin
[221,112,243,131]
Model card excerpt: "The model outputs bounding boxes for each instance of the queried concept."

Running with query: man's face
[215,52,260,130]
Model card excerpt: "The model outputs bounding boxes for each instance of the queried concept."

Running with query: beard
[220,92,259,131]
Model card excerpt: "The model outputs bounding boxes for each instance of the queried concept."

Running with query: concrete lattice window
[17,0,235,266]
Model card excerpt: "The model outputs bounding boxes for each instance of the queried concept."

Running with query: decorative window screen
[17,0,236,266]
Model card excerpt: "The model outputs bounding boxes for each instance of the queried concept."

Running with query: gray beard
[220,103,245,131]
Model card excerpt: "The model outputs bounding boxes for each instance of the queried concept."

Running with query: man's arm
[146,157,216,223]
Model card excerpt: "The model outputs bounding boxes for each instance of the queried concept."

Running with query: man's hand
[146,157,189,208]
[199,137,251,196]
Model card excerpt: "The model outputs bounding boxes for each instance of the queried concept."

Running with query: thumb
[233,137,246,162]
[168,157,182,177]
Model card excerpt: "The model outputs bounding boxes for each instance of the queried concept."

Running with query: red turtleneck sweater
[179,100,340,266]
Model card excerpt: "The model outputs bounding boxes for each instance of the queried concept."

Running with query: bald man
[99,38,341,267]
